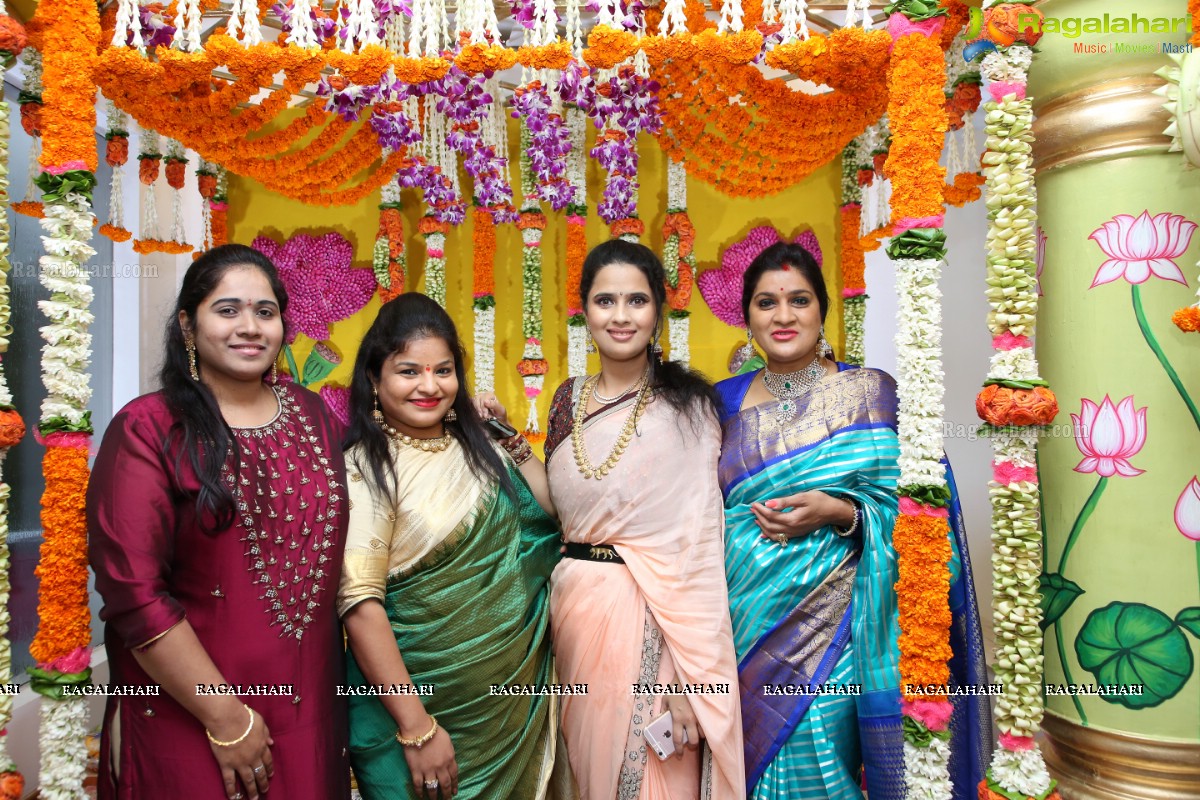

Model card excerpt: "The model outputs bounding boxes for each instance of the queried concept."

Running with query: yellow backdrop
[229,115,844,430]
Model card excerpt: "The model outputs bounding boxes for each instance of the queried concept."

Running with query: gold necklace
[381,421,452,452]
[572,371,650,480]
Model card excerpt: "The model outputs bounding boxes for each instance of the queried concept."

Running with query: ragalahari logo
[964,4,1044,61]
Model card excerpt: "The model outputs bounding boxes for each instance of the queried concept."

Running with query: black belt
[563,542,625,564]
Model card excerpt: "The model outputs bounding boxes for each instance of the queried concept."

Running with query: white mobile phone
[644,711,677,761]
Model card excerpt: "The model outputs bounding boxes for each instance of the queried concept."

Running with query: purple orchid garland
[510,81,576,211]
[435,66,517,220]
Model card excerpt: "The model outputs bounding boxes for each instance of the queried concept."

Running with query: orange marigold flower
[165,159,187,189]
[105,134,129,167]
[975,385,1059,427]
[893,513,953,693]
[840,205,866,291]
[0,408,25,448]
[1172,306,1200,333]
[19,101,41,137]
[12,200,44,218]
[99,223,133,242]
[472,207,496,297]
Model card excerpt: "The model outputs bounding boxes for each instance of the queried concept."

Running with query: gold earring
[818,326,833,359]
[445,408,458,423]
[372,385,385,424]
[586,330,597,355]
[271,362,279,384]
[185,336,199,382]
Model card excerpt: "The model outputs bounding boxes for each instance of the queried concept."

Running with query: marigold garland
[840,204,867,293]
[894,512,954,694]
[1192,0,1200,48]
[98,223,132,242]
[943,171,985,207]
[35,0,99,172]
[12,200,44,218]
[375,204,406,303]
[1173,306,1200,332]
[886,32,949,222]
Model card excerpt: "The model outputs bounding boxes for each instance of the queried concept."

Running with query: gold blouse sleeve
[336,454,396,617]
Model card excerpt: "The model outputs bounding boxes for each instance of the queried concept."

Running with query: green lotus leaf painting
[1074,602,1194,709]
[1039,572,1084,630]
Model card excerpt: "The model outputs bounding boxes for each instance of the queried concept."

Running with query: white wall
[863,111,997,649]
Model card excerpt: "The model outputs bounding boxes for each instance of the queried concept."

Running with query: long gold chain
[572,372,650,480]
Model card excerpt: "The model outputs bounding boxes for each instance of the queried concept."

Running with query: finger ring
[424,779,440,789]
[232,794,244,799]
[253,765,264,775]
[775,533,787,545]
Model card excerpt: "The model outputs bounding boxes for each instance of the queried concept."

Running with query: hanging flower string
[472,205,498,393]
[374,170,407,303]
[99,98,132,243]
[210,166,229,249]
[974,5,1060,798]
[663,157,693,365]
[164,137,193,253]
[195,157,219,252]
[882,1,959,797]
[565,105,588,378]
[13,47,44,219]
[516,122,549,443]
[840,135,867,367]
[0,5,26,790]
[28,0,101,795]
[132,125,187,255]
[420,214,450,307]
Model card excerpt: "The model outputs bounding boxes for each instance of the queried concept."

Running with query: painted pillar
[1031,0,1200,796]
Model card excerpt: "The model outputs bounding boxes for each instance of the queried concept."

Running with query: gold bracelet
[206,704,255,747]
[395,715,438,748]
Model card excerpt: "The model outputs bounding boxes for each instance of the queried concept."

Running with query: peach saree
[544,378,745,800]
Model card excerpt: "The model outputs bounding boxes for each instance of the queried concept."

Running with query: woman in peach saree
[536,241,744,799]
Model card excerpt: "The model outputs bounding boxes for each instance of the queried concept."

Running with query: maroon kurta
[87,384,350,799]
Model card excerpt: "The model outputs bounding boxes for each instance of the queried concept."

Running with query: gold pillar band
[1042,712,1200,800]
[1033,76,1172,172]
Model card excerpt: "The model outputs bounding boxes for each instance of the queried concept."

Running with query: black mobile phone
[485,417,519,440]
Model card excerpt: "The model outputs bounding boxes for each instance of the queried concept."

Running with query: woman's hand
[207,705,275,800]
[402,721,458,798]
[473,392,509,426]
[664,695,703,759]
[751,491,856,543]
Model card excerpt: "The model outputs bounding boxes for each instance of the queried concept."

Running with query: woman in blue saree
[715,241,990,800]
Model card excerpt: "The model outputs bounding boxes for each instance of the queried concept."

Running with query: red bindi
[780,265,791,271]
[424,366,431,372]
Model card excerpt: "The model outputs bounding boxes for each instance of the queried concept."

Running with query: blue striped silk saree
[716,364,989,800]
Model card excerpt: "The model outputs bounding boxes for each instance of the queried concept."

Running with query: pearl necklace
[572,372,650,480]
[381,421,452,452]
[591,371,648,405]
[762,358,827,423]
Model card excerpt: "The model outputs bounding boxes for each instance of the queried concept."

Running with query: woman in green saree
[336,293,562,799]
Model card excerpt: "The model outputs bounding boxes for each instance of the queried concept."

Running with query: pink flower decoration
[993,460,1037,485]
[992,332,1031,351]
[999,733,1036,752]
[899,497,950,518]
[1035,226,1047,296]
[900,698,953,732]
[41,645,92,675]
[1174,477,1200,541]
[319,384,351,427]
[252,232,377,343]
[698,226,823,328]
[987,82,1026,103]
[1088,211,1196,288]
[1071,395,1147,478]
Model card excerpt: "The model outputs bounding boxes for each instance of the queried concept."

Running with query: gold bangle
[206,704,255,747]
[395,715,438,748]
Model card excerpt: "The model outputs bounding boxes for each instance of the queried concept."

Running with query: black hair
[741,241,829,327]
[580,239,719,420]
[159,243,290,533]
[344,292,513,506]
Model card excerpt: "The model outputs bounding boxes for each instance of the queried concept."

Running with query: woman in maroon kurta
[87,244,349,800]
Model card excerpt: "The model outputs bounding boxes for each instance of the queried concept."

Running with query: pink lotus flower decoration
[1088,211,1196,288]
[698,226,823,328]
[252,232,377,343]
[1071,395,1147,478]
[1175,477,1200,541]
[320,384,351,427]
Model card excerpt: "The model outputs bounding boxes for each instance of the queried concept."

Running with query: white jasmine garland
[424,231,447,308]
[38,696,90,800]
[112,0,139,47]
[0,476,12,737]
[718,0,743,34]
[987,346,1040,383]
[843,297,866,366]
[171,0,203,52]
[894,258,947,488]
[666,158,686,210]
[567,324,587,378]
[473,305,495,394]
[990,744,1053,797]
[565,0,583,55]
[288,0,320,48]
[991,429,1038,468]
[667,314,689,367]
[980,46,1032,85]
[659,0,688,36]
[37,191,95,426]
[902,738,953,800]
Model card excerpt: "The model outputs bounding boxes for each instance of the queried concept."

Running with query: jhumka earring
[730,329,757,374]
[818,326,834,359]
[372,385,385,424]
[586,330,597,355]
[444,408,458,423]
[650,324,664,360]
[185,336,199,382]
